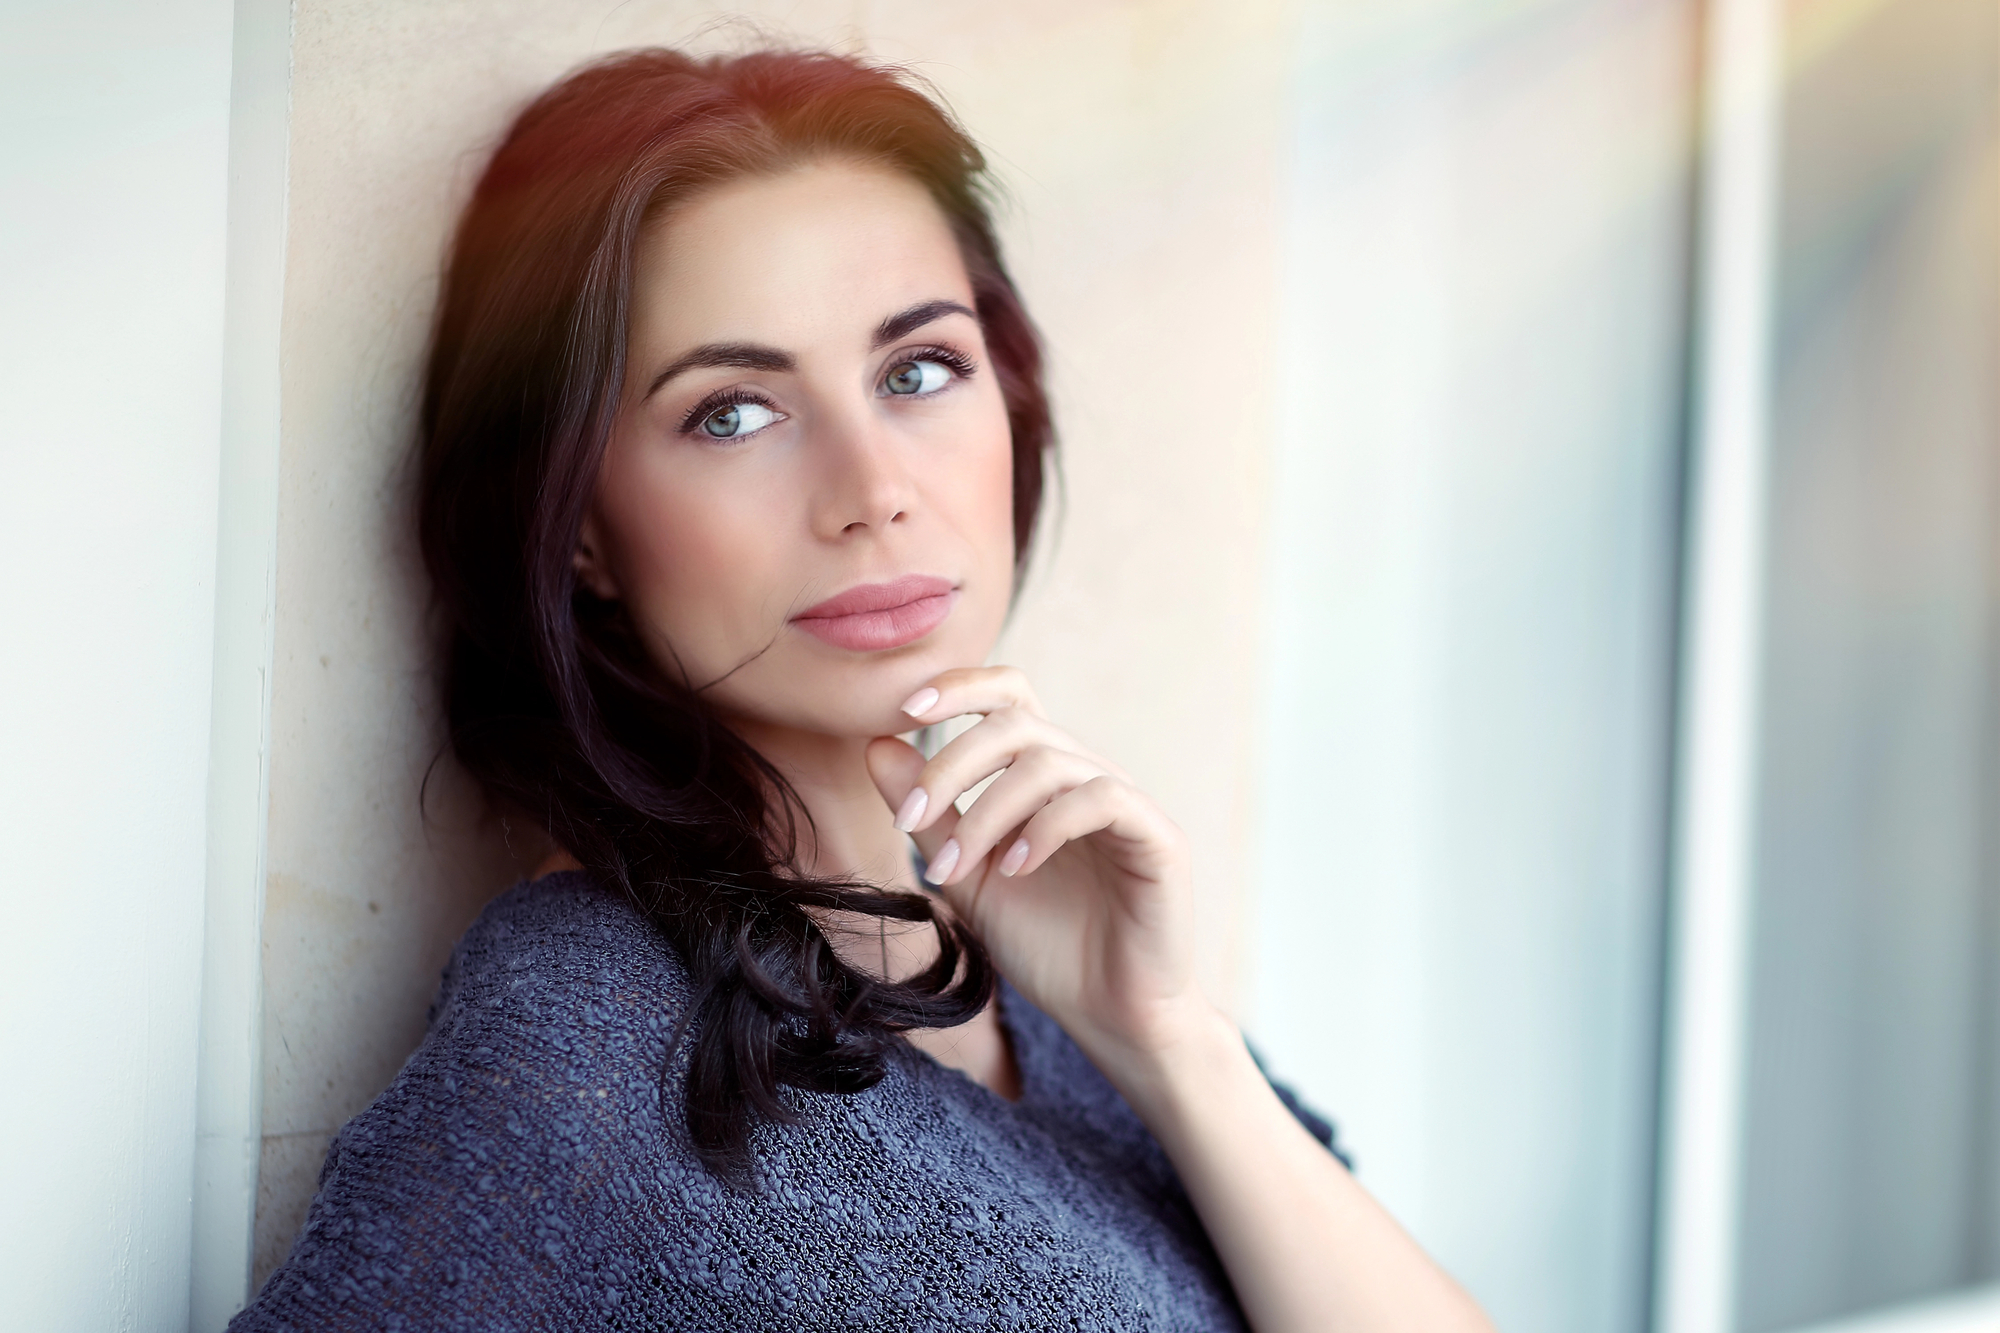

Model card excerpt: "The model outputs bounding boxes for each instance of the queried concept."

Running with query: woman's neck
[538,717,1019,1098]
[728,718,943,983]
[733,720,1018,1098]
[733,722,914,887]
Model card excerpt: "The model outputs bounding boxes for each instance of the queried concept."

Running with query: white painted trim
[1653,0,1782,1331]
[190,0,291,1326]
[1774,1284,2000,1333]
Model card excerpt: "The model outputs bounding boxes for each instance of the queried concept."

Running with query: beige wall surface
[257,0,1289,1277]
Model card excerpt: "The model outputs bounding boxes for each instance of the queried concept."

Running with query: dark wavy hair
[417,47,1054,1182]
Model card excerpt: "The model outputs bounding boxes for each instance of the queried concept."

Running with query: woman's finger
[863,735,961,870]
[927,744,1105,887]
[999,775,1162,882]
[900,707,1108,837]
[897,664,1044,725]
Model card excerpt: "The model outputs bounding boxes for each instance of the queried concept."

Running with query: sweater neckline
[891,978,1036,1110]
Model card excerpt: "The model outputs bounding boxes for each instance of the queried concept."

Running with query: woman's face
[579,159,1018,742]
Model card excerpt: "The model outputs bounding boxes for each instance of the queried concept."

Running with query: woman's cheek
[976,420,1019,562]
[623,480,783,680]
[952,423,1022,654]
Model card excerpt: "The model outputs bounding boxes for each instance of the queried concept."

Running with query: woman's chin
[718,681,927,746]
[718,629,995,742]
[787,676,950,743]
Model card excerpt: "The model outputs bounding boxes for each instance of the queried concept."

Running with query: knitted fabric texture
[235,871,1343,1332]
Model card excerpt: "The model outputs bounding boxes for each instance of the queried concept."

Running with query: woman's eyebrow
[644,343,794,400]
[871,299,977,349]
[642,301,975,400]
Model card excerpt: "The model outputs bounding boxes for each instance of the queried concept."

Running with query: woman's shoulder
[411,868,697,1134]
[416,868,696,1086]
[232,871,704,1331]
[438,868,688,1005]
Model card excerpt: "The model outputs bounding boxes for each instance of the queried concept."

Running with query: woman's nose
[809,407,916,539]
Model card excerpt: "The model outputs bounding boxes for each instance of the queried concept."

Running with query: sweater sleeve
[1248,1044,1355,1171]
[231,1066,571,1332]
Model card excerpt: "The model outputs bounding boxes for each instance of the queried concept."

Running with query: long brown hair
[417,47,1054,1182]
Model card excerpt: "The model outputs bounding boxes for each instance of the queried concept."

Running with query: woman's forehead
[633,160,973,354]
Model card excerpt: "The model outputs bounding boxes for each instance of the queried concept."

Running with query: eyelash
[887,343,980,389]
[676,386,780,437]
[672,344,981,439]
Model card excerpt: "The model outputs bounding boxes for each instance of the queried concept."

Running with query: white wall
[0,1,235,1328]
[189,0,292,1327]
[1252,3,1695,1332]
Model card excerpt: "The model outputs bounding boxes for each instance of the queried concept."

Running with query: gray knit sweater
[234,871,1342,1331]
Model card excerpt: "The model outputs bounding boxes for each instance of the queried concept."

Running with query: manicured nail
[894,787,928,833]
[998,838,1030,877]
[924,839,960,885]
[900,687,941,718]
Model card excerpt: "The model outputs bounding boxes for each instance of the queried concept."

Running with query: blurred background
[1,1,1994,1331]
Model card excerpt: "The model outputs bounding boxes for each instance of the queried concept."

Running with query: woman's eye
[699,400,778,439]
[882,359,954,397]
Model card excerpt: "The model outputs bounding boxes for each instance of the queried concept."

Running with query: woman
[238,47,1494,1332]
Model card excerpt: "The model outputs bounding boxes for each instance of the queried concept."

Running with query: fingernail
[998,838,1030,877]
[893,787,928,833]
[924,839,960,885]
[900,686,941,718]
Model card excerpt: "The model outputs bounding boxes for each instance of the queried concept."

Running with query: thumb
[865,735,961,871]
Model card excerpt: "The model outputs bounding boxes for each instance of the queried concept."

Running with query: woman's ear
[573,513,621,600]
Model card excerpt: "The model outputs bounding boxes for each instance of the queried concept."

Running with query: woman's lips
[791,575,958,651]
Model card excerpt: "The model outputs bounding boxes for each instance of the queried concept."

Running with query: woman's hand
[863,665,1213,1073]
[867,664,1497,1333]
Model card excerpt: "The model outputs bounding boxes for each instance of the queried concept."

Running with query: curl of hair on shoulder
[416,46,1054,1184]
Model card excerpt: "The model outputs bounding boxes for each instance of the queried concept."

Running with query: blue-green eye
[700,400,779,439]
[883,359,954,396]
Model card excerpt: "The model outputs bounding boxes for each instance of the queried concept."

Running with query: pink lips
[791,575,958,651]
